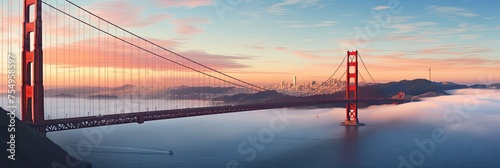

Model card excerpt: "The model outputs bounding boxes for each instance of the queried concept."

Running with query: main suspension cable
[41,1,264,93]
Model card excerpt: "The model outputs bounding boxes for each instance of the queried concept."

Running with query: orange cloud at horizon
[41,35,254,88]
[43,35,249,68]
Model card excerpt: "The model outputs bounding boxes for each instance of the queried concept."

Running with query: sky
[2,0,500,87]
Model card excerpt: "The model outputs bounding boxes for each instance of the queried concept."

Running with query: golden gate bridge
[2,0,405,133]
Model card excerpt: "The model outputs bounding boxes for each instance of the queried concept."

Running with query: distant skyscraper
[293,76,297,86]
[312,81,316,85]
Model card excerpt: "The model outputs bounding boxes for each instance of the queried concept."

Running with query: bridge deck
[29,98,404,132]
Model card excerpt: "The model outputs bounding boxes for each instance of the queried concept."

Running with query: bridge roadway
[30,98,404,132]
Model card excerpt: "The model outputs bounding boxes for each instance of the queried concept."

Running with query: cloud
[244,45,267,50]
[372,6,390,11]
[302,39,320,42]
[172,18,211,35]
[342,13,358,17]
[275,47,287,51]
[0,37,20,44]
[268,0,323,15]
[363,89,500,135]
[154,0,213,8]
[483,16,500,20]
[291,50,329,60]
[180,50,251,70]
[417,25,494,38]
[87,0,171,28]
[292,89,500,138]
[447,89,500,96]
[276,20,303,24]
[364,15,436,35]
[0,13,21,33]
[42,36,249,71]
[274,47,333,61]
[382,35,436,42]
[224,70,290,75]
[279,20,336,28]
[390,16,416,23]
[414,44,495,57]
[386,22,438,34]
[460,34,480,40]
[327,45,500,83]
[360,48,500,73]
[428,5,478,18]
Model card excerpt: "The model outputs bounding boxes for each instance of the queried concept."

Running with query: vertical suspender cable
[358,54,376,83]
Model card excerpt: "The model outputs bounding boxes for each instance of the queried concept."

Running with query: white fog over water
[40,88,500,167]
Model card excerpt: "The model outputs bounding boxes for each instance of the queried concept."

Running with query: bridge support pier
[340,50,364,126]
[340,102,365,126]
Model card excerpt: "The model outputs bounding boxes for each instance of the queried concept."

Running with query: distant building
[312,81,316,85]
[293,76,297,87]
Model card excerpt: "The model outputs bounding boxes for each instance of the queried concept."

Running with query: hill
[357,79,467,98]
[0,107,91,168]
[216,79,468,104]
[212,90,294,104]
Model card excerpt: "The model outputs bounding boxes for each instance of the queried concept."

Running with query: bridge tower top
[346,50,358,100]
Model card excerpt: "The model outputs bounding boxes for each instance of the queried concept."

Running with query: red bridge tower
[341,50,365,126]
[21,0,44,125]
